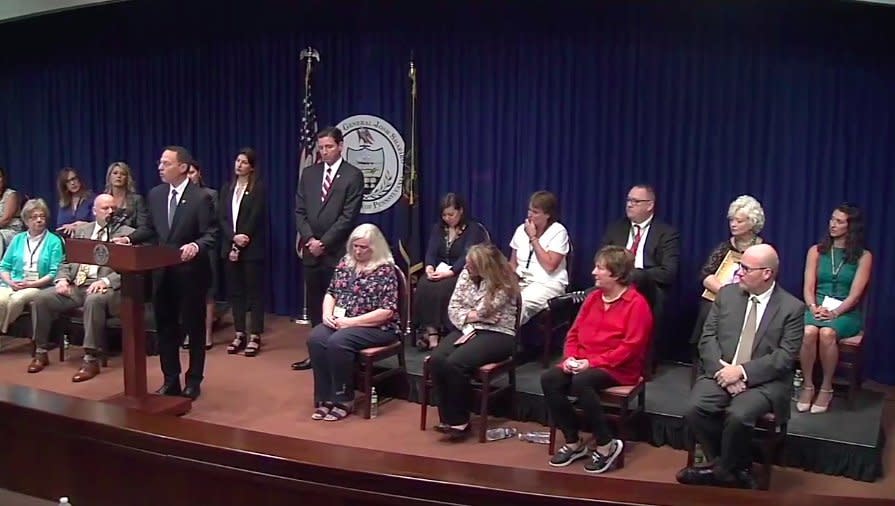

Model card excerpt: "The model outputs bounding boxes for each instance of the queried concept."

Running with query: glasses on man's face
[738,263,769,274]
[626,198,652,205]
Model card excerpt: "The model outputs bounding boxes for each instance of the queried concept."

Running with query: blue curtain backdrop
[0,0,892,383]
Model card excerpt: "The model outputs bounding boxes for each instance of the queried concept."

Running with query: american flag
[299,83,320,177]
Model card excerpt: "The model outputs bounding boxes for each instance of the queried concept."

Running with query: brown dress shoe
[27,353,49,373]
[72,361,101,382]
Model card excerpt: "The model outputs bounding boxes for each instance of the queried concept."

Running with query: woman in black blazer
[186,161,220,350]
[221,148,267,357]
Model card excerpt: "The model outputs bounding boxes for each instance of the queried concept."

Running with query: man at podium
[28,194,134,381]
[115,146,217,401]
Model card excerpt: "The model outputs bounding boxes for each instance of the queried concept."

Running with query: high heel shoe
[796,385,815,413]
[810,389,834,414]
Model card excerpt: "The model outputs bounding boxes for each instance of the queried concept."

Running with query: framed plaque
[702,250,743,302]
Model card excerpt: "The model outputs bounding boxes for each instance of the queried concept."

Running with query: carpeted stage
[0,315,891,504]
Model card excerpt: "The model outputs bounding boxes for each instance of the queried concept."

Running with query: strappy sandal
[227,333,247,355]
[323,403,352,421]
[244,335,261,357]
[311,402,332,420]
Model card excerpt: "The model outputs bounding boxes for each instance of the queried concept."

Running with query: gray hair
[343,223,394,270]
[727,195,765,234]
[21,198,51,223]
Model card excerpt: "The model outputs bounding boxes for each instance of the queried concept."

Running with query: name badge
[23,270,38,282]
[333,306,347,318]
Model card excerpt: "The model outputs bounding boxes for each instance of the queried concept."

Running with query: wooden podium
[65,238,192,415]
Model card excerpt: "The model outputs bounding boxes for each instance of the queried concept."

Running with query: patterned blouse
[447,268,518,336]
[699,237,763,281]
[327,262,400,333]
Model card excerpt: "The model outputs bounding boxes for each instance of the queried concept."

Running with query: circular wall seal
[336,115,405,214]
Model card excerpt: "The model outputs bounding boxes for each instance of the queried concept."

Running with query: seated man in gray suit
[677,244,804,489]
[27,194,134,382]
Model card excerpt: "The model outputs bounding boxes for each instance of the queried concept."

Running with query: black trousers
[685,377,773,474]
[154,269,207,386]
[304,263,334,327]
[429,329,515,426]
[541,366,618,445]
[227,259,265,335]
[307,324,396,404]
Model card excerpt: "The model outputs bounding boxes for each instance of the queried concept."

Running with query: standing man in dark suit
[116,146,218,400]
[601,184,680,360]
[677,244,804,489]
[292,127,364,371]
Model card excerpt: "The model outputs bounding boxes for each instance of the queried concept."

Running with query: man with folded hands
[27,194,133,382]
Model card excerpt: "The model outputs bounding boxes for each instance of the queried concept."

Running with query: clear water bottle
[518,431,551,444]
[59,498,71,506]
[693,443,706,465]
[792,369,804,401]
[485,427,518,441]
[370,388,378,419]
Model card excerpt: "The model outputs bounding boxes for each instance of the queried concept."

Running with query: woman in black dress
[413,193,488,350]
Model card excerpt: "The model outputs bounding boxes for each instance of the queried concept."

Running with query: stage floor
[0,315,892,499]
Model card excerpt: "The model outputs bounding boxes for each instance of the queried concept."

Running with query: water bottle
[792,369,804,401]
[518,431,551,444]
[693,443,706,466]
[485,427,518,441]
[370,388,378,419]
[58,498,71,506]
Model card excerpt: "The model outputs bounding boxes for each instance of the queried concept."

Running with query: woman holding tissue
[540,245,653,474]
[413,193,487,350]
[798,204,871,414]
[429,243,519,441]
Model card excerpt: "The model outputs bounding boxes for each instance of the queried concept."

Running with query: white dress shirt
[732,282,775,380]
[231,183,247,233]
[625,215,653,269]
[322,158,343,194]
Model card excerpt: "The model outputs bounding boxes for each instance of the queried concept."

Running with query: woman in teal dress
[798,204,872,414]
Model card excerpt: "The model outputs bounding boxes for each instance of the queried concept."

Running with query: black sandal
[227,334,247,354]
[323,403,352,421]
[244,335,262,357]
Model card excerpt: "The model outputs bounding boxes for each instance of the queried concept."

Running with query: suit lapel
[155,187,171,239]
[727,290,749,352]
[320,166,342,210]
[642,222,659,265]
[165,182,191,241]
[752,286,781,354]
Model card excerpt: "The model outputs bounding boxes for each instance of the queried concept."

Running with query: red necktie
[629,224,642,254]
[321,167,332,202]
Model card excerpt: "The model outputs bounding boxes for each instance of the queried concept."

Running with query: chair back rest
[630,278,658,380]
[394,265,410,337]
[476,221,492,244]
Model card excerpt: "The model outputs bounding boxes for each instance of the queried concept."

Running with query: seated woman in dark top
[55,167,94,236]
[413,193,487,350]
[104,162,149,230]
[307,224,400,422]
[690,195,766,354]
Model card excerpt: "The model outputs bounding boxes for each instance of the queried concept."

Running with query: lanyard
[25,232,47,267]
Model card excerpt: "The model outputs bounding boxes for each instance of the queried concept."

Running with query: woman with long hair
[104,162,149,230]
[54,167,94,236]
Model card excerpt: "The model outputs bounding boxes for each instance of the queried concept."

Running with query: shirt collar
[170,178,189,197]
[631,215,653,229]
[325,158,343,173]
[750,282,775,305]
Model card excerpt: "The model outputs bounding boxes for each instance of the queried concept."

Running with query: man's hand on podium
[111,236,131,245]
[180,242,199,261]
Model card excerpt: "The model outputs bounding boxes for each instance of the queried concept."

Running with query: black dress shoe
[443,425,471,442]
[291,358,312,370]
[675,466,717,486]
[155,381,182,396]
[433,423,451,433]
[733,469,759,490]
[182,385,201,400]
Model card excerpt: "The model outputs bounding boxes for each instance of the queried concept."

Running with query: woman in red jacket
[541,245,653,474]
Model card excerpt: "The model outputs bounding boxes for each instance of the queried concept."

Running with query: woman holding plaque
[797,204,871,413]
[688,196,766,366]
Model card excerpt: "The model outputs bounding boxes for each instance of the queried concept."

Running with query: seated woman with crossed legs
[307,223,400,422]
[429,243,519,441]
[541,245,653,474]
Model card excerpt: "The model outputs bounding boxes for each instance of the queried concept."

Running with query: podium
[65,238,192,415]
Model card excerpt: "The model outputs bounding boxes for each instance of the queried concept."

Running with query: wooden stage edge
[0,383,887,506]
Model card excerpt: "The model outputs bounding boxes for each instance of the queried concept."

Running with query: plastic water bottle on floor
[693,443,706,465]
[518,431,551,444]
[792,369,804,402]
[370,388,378,419]
[58,498,71,506]
[485,427,518,441]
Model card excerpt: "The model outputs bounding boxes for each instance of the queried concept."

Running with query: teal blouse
[0,231,65,285]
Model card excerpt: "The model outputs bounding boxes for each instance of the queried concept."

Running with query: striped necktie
[321,167,332,202]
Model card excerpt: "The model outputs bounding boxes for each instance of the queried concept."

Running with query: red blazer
[562,287,654,385]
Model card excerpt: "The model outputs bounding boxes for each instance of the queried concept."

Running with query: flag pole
[404,55,417,337]
[293,46,320,326]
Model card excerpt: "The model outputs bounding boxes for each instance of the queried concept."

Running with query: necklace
[830,248,845,281]
[602,287,628,304]
[732,235,759,252]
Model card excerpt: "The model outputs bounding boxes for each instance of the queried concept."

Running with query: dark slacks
[685,377,772,474]
[429,329,515,426]
[304,263,334,327]
[155,268,207,386]
[307,324,397,404]
[541,366,618,445]
[227,259,265,334]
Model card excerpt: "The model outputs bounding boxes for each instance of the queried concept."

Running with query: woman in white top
[508,191,570,325]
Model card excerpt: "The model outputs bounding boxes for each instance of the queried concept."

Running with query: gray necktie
[168,189,178,227]
[735,296,759,365]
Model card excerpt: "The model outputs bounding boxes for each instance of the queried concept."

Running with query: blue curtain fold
[0,0,892,383]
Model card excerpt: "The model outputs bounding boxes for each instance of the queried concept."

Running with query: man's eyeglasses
[626,198,652,205]
[738,263,770,274]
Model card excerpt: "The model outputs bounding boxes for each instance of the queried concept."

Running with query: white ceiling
[0,0,125,23]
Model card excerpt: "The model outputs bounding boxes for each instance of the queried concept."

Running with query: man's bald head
[738,243,779,294]
[93,193,116,226]
[748,244,779,272]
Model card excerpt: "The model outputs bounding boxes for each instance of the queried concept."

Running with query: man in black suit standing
[677,244,804,489]
[116,146,217,400]
[292,127,364,371]
[601,184,680,358]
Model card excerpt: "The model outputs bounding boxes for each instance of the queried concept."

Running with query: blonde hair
[727,195,765,234]
[466,243,520,300]
[105,162,137,195]
[343,223,394,271]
